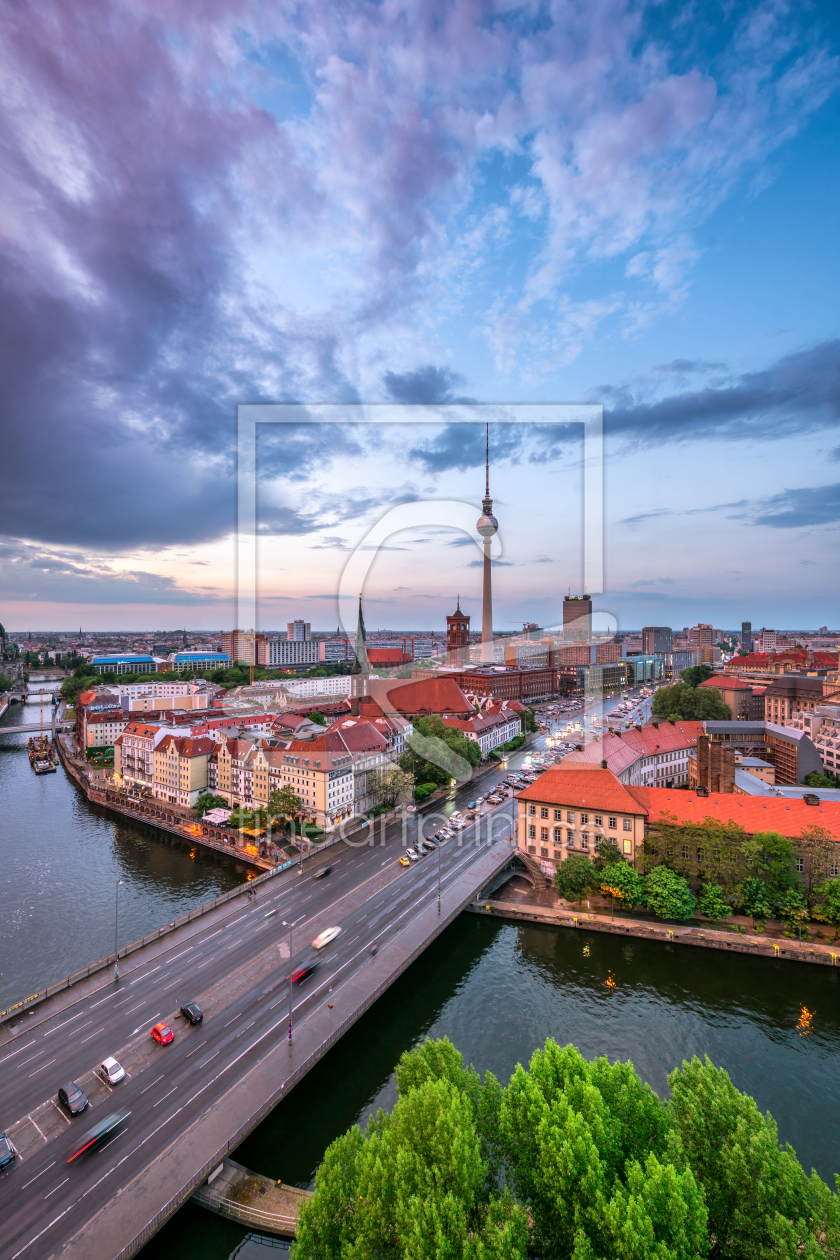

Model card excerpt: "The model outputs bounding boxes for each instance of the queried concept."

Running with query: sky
[0,0,838,635]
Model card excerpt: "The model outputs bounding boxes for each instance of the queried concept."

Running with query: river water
[0,682,249,1009]
[3,684,839,1260]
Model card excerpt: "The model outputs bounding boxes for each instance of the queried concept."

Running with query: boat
[28,691,58,774]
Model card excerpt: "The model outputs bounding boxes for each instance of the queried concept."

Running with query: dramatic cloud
[750,483,840,529]
[383,366,470,405]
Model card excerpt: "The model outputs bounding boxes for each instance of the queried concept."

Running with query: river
[0,681,249,1009]
[3,684,839,1260]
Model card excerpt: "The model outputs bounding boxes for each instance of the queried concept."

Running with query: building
[349,597,371,714]
[287,620,311,640]
[626,654,665,684]
[319,638,352,663]
[114,721,165,786]
[367,647,413,667]
[446,600,471,665]
[735,753,775,785]
[642,627,672,654]
[699,676,765,721]
[169,652,231,673]
[477,425,498,663]
[558,662,628,697]
[663,649,702,678]
[279,676,352,699]
[442,703,522,759]
[92,654,157,675]
[517,767,645,870]
[153,735,215,807]
[268,639,319,666]
[504,642,550,670]
[563,595,592,643]
[761,628,777,652]
[84,709,129,749]
[420,665,557,704]
[563,720,702,788]
[724,650,840,678]
[761,675,829,723]
[701,720,823,785]
[220,630,265,666]
[787,706,840,778]
[741,621,752,648]
[690,624,714,649]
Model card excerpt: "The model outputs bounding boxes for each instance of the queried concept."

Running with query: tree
[652,682,731,722]
[698,882,732,921]
[193,792,229,816]
[776,887,809,935]
[523,707,537,733]
[797,823,837,897]
[741,831,797,900]
[681,664,715,688]
[600,861,644,911]
[644,866,697,921]
[267,785,304,830]
[369,766,415,809]
[0,675,12,693]
[400,716,480,786]
[667,1055,832,1260]
[554,855,598,903]
[592,838,626,873]
[740,877,772,928]
[309,710,327,726]
[803,769,840,788]
[812,876,840,940]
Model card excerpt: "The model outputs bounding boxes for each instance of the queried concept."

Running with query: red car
[151,1022,174,1045]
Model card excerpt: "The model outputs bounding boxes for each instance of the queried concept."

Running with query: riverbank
[469,893,840,967]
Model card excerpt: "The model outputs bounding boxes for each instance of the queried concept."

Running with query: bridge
[0,721,73,736]
[0,779,522,1260]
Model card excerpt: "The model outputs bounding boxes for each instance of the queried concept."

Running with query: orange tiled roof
[633,787,840,840]
[516,767,649,815]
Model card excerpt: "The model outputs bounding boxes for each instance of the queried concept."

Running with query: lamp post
[114,879,123,982]
[282,918,295,1042]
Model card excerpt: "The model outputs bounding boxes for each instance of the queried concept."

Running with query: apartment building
[563,721,702,788]
[153,735,215,807]
[268,639,319,666]
[787,706,840,778]
[518,768,645,870]
[85,709,129,748]
[442,704,522,759]
[114,721,165,786]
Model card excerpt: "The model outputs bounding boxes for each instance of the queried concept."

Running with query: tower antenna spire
[485,422,489,499]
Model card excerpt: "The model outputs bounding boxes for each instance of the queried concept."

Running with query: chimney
[803,793,820,806]
[635,725,642,732]
[652,722,659,730]
[601,759,608,769]
[696,785,709,797]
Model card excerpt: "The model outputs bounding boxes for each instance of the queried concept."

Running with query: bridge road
[0,760,532,1260]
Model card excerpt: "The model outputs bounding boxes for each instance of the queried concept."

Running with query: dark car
[180,1001,203,1024]
[67,1110,131,1163]
[313,866,332,880]
[287,960,318,984]
[0,1134,16,1170]
[58,1082,89,1115]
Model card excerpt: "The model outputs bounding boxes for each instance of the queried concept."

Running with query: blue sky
[0,0,837,633]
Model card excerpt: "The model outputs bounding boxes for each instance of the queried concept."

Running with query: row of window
[526,823,633,854]
[526,804,632,830]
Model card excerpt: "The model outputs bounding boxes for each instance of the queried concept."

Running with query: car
[180,1001,203,1025]
[287,960,318,984]
[313,866,332,880]
[424,835,439,847]
[399,855,411,867]
[467,800,477,808]
[58,1082,89,1115]
[151,1022,174,1045]
[97,1057,125,1086]
[66,1110,131,1163]
[0,1134,16,1170]
[404,849,420,861]
[311,926,342,950]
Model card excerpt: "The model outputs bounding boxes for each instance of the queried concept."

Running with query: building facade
[517,767,645,870]
[642,627,672,654]
[92,654,157,675]
[268,639,319,666]
[563,595,592,643]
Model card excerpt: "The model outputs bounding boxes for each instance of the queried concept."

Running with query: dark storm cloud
[407,423,520,475]
[382,365,471,404]
[0,540,224,604]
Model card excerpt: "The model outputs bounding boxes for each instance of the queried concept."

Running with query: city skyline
[1,1,838,630]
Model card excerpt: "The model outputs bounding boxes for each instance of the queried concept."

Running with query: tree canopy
[296,1036,840,1260]
[652,682,731,721]
[681,664,715,688]
[400,715,481,786]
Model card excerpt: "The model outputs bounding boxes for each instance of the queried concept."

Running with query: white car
[97,1057,125,1085]
[312,926,342,950]
[405,849,420,861]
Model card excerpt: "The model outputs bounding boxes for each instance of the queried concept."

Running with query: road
[0,750,532,1260]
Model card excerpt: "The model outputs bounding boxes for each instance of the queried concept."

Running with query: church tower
[446,598,471,665]
[349,595,370,714]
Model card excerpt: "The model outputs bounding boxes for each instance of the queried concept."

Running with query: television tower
[476,423,498,664]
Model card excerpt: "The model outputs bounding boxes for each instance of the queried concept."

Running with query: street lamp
[114,879,123,982]
[282,918,297,1042]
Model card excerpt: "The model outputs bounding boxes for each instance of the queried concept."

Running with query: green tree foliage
[776,888,809,934]
[680,664,715,688]
[554,855,598,903]
[803,770,840,788]
[592,838,627,873]
[600,861,645,910]
[652,682,731,721]
[668,1055,836,1260]
[400,715,480,786]
[267,785,304,826]
[698,883,732,921]
[740,877,772,926]
[523,707,538,733]
[309,710,327,726]
[499,1040,706,1260]
[369,766,415,808]
[740,831,797,900]
[644,866,697,921]
[0,675,12,693]
[193,792,229,816]
[797,824,838,897]
[812,876,840,939]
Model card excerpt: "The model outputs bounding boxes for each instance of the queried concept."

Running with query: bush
[698,882,732,921]
[644,865,697,921]
[554,855,598,903]
[414,782,437,801]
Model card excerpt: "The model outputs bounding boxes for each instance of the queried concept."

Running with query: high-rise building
[268,639,318,665]
[741,621,752,647]
[446,599,471,665]
[689,624,714,649]
[761,628,777,652]
[563,595,592,643]
[642,626,672,654]
[476,424,498,663]
[220,630,265,666]
[287,620,311,641]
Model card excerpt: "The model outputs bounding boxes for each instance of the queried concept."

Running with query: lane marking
[131,1013,160,1035]
[197,1051,219,1068]
[78,1027,106,1045]
[22,1160,56,1189]
[139,1074,165,1095]
[44,1176,70,1200]
[27,1057,57,1078]
[0,1041,36,1066]
[11,1202,75,1257]
[90,992,120,1009]
[185,1040,207,1058]
[42,1012,90,1037]
[153,1087,177,1107]
[130,966,161,984]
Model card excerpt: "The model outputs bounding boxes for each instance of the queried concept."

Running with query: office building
[563,595,592,643]
[268,639,319,666]
[287,620,311,641]
[642,627,672,654]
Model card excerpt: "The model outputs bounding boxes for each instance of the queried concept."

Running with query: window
[796,857,804,873]
[581,834,589,849]
[554,849,562,860]
[567,811,575,823]
[697,848,705,862]
[540,807,549,819]
[554,809,562,821]
[541,827,549,841]
[609,816,617,829]
[594,815,602,826]
[528,805,536,816]
[528,845,536,854]
[540,846,549,857]
[623,819,632,831]
[580,813,588,824]
[623,839,632,855]
[566,834,575,848]
[553,827,562,843]
[528,825,536,839]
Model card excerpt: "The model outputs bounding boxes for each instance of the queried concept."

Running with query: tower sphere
[476,511,498,538]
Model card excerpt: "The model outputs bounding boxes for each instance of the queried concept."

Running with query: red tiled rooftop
[517,767,649,815]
